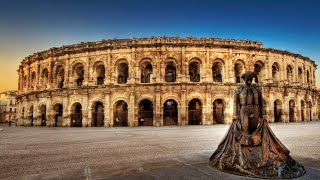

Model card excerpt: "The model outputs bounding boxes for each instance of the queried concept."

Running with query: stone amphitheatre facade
[16,37,318,127]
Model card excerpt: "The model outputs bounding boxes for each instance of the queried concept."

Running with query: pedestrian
[9,121,11,127]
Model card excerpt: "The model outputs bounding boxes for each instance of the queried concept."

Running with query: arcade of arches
[18,94,317,127]
[16,37,319,127]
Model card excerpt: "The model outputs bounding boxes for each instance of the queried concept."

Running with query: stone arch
[212,98,226,124]
[301,100,305,121]
[306,69,310,85]
[70,102,83,127]
[286,64,294,83]
[41,68,49,89]
[212,58,225,82]
[113,100,128,127]
[138,99,154,126]
[163,99,178,126]
[115,59,129,84]
[53,102,63,127]
[91,100,104,127]
[38,104,47,126]
[72,62,85,87]
[274,99,283,122]
[28,104,34,126]
[189,58,201,82]
[188,98,202,125]
[254,60,265,84]
[272,62,281,83]
[140,58,153,83]
[93,61,105,85]
[165,58,177,82]
[307,100,313,121]
[289,99,295,122]
[297,67,303,82]
[31,71,36,89]
[234,59,245,83]
[55,65,65,88]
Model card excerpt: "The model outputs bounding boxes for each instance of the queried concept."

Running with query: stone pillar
[129,89,136,127]
[181,46,187,82]
[104,92,111,127]
[82,92,89,127]
[205,84,212,125]
[87,107,92,127]
[63,95,70,127]
[155,85,162,126]
[180,84,187,126]
[83,53,90,86]
[64,55,71,88]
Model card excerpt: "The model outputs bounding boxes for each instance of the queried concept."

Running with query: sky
[0,0,320,91]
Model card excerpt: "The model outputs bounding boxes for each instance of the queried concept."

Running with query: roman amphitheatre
[16,36,319,127]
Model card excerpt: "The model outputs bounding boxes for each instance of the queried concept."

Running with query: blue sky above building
[0,0,319,90]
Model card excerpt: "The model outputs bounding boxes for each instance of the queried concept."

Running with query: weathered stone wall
[16,37,319,127]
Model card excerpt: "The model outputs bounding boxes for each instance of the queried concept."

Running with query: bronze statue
[209,71,305,178]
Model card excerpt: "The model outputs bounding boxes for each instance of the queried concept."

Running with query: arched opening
[95,63,105,85]
[22,107,25,119]
[289,100,295,122]
[272,63,280,83]
[163,99,178,126]
[254,61,264,83]
[92,102,104,127]
[41,68,49,89]
[56,65,65,88]
[70,103,82,127]
[287,65,293,83]
[165,62,176,82]
[234,60,244,83]
[28,106,34,126]
[308,101,312,121]
[31,71,36,89]
[301,101,305,121]
[298,68,303,82]
[307,70,310,85]
[274,99,282,122]
[212,62,223,82]
[213,99,224,124]
[23,76,27,90]
[141,61,153,83]
[40,105,46,126]
[117,63,129,84]
[53,104,63,127]
[188,99,202,125]
[189,61,200,82]
[138,99,153,126]
[114,100,128,127]
[73,63,84,87]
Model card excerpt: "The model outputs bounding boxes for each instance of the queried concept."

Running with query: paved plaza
[1,122,320,180]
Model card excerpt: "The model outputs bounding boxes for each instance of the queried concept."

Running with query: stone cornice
[19,36,316,68]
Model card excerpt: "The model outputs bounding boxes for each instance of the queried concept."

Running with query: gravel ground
[0,121,320,179]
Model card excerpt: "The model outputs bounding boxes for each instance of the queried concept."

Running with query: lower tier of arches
[16,85,319,127]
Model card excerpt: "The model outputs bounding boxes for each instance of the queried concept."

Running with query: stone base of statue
[209,118,305,179]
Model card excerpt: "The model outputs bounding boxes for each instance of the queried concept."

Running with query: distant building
[0,91,18,123]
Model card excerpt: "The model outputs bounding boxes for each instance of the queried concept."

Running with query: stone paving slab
[0,121,320,179]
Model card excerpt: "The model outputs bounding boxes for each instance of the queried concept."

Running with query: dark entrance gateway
[163,99,178,126]
[29,105,34,126]
[213,99,224,124]
[40,105,46,126]
[114,100,128,127]
[188,99,202,125]
[71,103,82,127]
[54,104,63,127]
[138,99,153,126]
[92,102,104,127]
